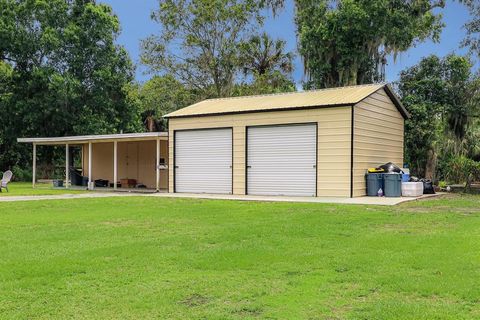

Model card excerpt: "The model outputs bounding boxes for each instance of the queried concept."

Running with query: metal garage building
[165,83,409,198]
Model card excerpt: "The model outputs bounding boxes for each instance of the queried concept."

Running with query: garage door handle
[174,166,179,168]
[313,165,316,168]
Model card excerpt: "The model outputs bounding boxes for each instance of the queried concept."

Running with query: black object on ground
[70,167,88,186]
[94,179,109,188]
[420,179,435,194]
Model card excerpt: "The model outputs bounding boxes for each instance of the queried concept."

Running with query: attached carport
[17,132,169,191]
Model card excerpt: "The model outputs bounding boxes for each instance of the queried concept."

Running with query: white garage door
[247,124,317,196]
[175,128,232,194]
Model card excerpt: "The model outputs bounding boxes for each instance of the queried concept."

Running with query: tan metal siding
[169,107,352,197]
[82,140,169,189]
[353,89,404,197]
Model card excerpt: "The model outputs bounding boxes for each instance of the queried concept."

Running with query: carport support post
[113,141,118,191]
[32,143,36,188]
[156,138,160,192]
[88,142,92,190]
[65,143,69,189]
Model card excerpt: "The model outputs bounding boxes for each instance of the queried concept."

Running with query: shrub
[11,166,32,182]
[438,181,447,188]
[444,156,480,191]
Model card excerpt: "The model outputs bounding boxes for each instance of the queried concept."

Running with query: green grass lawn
[0,195,479,319]
[0,182,86,196]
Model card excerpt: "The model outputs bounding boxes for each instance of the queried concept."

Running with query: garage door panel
[247,124,317,197]
[175,128,232,194]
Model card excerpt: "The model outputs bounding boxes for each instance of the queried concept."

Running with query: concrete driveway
[0,192,441,205]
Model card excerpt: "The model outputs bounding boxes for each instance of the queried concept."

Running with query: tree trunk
[425,148,437,180]
[145,116,155,132]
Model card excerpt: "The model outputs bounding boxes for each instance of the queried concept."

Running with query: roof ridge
[202,83,386,102]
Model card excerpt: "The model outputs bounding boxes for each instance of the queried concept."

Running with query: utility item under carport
[165,83,410,198]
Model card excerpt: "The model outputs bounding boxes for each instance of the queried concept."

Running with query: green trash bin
[384,173,402,197]
[366,173,384,196]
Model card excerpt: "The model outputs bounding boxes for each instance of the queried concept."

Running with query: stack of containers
[366,165,424,197]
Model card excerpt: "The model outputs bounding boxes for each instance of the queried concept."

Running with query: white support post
[32,143,36,188]
[113,140,118,191]
[88,142,92,190]
[65,143,69,189]
[156,139,160,192]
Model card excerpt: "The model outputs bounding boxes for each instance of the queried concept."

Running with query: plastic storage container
[401,168,410,182]
[383,173,402,197]
[52,179,63,188]
[401,182,423,197]
[366,173,384,196]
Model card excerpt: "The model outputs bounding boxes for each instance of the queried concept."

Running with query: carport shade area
[165,83,410,198]
[17,133,169,191]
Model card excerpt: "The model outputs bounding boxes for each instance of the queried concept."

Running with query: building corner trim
[350,105,355,198]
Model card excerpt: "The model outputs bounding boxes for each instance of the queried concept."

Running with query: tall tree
[127,75,196,132]
[295,0,445,89]
[460,0,480,57]
[232,71,296,96]
[398,54,480,179]
[238,33,293,77]
[0,0,140,172]
[233,32,295,96]
[141,0,265,98]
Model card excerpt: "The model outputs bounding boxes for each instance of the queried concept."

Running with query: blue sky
[100,0,477,85]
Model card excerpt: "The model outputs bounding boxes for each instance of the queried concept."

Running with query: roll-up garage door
[247,124,317,196]
[175,128,232,194]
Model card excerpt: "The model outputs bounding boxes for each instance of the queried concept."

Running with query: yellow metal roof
[165,83,398,118]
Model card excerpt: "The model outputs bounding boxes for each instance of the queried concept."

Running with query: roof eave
[164,103,354,119]
[17,132,168,145]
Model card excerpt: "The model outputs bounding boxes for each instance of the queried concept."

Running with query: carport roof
[17,132,168,145]
[165,83,409,119]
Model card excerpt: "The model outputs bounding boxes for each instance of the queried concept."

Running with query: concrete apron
[151,192,441,206]
[0,192,441,205]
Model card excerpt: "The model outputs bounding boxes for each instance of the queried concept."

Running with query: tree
[460,0,480,57]
[0,0,140,173]
[232,71,296,96]
[141,0,265,98]
[238,33,293,77]
[295,0,445,89]
[398,54,480,180]
[127,75,197,132]
[232,32,295,96]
